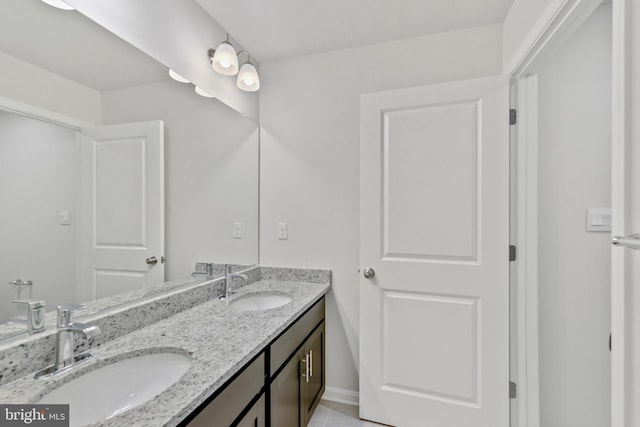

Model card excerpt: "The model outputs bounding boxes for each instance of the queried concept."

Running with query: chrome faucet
[53,305,101,372]
[191,262,216,279]
[219,264,248,300]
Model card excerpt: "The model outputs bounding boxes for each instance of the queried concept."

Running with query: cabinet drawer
[187,353,265,427]
[270,298,325,376]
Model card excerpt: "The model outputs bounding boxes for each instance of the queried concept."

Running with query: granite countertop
[0,279,329,426]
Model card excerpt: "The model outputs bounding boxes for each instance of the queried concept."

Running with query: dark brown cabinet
[299,323,325,427]
[236,395,266,427]
[185,354,265,427]
[270,299,325,427]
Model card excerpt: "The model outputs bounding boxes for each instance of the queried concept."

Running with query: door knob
[612,234,640,250]
[363,268,375,279]
[146,256,158,265]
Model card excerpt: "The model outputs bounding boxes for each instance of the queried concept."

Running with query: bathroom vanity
[185,297,325,427]
[0,267,330,427]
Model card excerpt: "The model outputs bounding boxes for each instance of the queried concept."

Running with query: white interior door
[359,76,510,427]
[78,121,164,302]
[611,0,640,423]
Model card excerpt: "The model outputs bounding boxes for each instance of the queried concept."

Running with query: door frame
[0,95,95,130]
[507,0,628,426]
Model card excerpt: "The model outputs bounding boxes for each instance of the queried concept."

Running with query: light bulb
[237,62,260,92]
[211,42,239,76]
[169,69,190,83]
[195,86,215,98]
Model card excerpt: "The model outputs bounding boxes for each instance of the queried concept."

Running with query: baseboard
[321,387,359,406]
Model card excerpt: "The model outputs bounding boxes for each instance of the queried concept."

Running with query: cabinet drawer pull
[301,353,310,383]
[309,350,313,378]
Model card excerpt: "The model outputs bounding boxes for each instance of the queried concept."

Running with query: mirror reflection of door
[78,121,164,303]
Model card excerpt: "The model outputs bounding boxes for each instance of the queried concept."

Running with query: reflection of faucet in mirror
[219,265,249,300]
[191,263,216,280]
[9,279,38,325]
[9,278,33,297]
[11,299,45,334]
[36,305,101,377]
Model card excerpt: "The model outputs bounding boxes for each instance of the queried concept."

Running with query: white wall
[0,51,101,125]
[259,25,503,395]
[535,5,611,426]
[102,80,259,280]
[0,112,78,323]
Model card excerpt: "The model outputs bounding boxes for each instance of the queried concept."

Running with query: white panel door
[360,76,510,427]
[78,121,164,302]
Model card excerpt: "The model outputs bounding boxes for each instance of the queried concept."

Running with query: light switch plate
[59,211,71,226]
[278,223,288,240]
[586,208,611,232]
[233,222,242,239]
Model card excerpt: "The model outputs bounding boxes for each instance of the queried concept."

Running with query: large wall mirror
[0,0,259,334]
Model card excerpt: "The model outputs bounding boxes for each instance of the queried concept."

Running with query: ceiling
[195,0,515,62]
[0,0,168,92]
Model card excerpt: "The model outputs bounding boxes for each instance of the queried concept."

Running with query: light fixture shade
[212,42,239,76]
[236,62,260,92]
[40,0,74,10]
[169,69,190,83]
[195,86,215,98]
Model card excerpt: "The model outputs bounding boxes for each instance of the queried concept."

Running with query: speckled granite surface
[0,267,330,426]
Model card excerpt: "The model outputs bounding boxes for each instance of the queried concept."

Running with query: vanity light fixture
[208,38,261,92]
[40,0,74,10]
[194,86,215,98]
[169,69,190,83]
[236,51,260,92]
[209,34,239,76]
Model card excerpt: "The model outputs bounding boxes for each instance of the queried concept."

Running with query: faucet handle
[12,299,44,310]
[56,304,89,328]
[56,304,81,328]
[13,299,46,333]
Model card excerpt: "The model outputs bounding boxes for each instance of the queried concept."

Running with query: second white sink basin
[231,292,292,311]
[38,352,191,427]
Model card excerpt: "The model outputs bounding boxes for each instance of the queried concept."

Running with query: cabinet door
[187,354,264,427]
[270,349,304,427]
[301,324,325,426]
[236,394,265,427]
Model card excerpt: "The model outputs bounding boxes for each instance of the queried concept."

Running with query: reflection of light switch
[278,223,288,240]
[233,222,242,239]
[586,208,611,232]
[59,211,71,226]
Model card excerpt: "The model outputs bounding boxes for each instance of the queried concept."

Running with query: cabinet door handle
[301,353,310,383]
[309,350,313,378]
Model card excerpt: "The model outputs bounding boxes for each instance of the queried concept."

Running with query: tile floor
[308,401,381,427]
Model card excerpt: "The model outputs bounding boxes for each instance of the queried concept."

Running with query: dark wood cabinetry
[185,354,265,427]
[270,321,325,427]
[270,298,325,427]
[300,324,324,427]
[236,395,266,427]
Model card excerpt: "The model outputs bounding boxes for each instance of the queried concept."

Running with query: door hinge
[510,381,517,399]
[509,245,517,262]
[509,108,517,125]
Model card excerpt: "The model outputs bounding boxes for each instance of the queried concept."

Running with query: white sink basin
[38,352,191,426]
[231,292,292,311]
